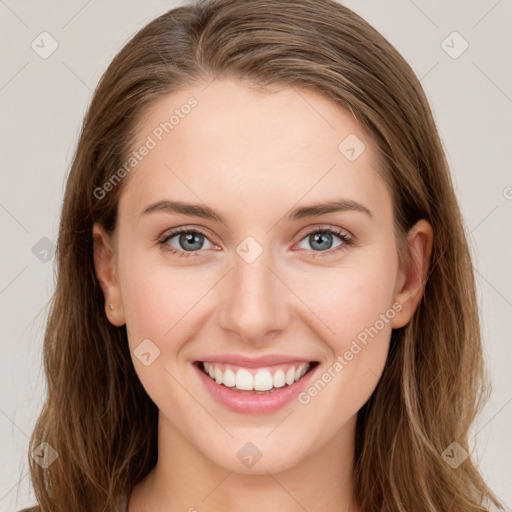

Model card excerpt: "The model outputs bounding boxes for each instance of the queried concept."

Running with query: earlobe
[390,219,433,329]
[92,223,126,326]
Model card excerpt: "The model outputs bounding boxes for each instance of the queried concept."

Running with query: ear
[92,223,126,327]
[390,219,433,329]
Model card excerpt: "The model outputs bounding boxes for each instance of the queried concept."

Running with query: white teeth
[201,362,312,392]
[272,369,286,388]
[295,363,308,381]
[223,368,236,387]
[253,370,273,391]
[235,369,254,390]
[285,367,296,385]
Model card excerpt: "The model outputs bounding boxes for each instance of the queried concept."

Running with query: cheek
[117,253,209,398]
[117,242,203,348]
[290,251,398,410]
[293,255,398,349]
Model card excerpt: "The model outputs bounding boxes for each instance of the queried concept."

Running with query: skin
[93,78,433,512]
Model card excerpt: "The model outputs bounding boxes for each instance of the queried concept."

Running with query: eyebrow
[139,198,373,223]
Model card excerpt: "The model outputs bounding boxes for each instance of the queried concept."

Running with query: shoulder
[17,508,39,512]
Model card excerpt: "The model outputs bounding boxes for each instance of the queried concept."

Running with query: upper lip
[197,354,316,368]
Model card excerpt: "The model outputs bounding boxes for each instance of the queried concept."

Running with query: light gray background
[1,0,511,510]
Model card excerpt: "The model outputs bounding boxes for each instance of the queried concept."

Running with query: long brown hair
[25,0,502,510]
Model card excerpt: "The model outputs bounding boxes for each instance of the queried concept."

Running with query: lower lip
[193,362,318,415]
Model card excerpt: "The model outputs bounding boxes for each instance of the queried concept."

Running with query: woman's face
[94,78,428,474]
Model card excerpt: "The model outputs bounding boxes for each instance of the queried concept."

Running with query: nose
[217,246,291,343]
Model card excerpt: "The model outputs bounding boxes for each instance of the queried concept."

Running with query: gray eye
[297,231,343,252]
[166,231,213,252]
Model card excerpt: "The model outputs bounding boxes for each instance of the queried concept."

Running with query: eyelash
[158,225,354,259]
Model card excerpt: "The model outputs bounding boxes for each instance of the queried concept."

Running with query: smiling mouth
[194,361,320,394]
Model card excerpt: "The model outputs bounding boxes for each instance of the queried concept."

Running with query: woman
[21,0,503,510]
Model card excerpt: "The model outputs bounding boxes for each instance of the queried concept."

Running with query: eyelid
[158,225,216,244]
[295,223,354,242]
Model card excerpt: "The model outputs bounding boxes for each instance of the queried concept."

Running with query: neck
[128,412,360,512]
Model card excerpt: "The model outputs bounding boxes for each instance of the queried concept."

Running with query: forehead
[119,78,390,224]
